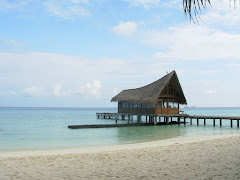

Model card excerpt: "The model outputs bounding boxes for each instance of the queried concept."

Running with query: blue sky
[0,0,240,107]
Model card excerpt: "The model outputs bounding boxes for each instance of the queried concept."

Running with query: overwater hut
[111,70,187,115]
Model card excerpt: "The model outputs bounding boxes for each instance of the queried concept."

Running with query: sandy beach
[0,133,240,180]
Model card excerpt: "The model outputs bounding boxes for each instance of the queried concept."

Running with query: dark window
[126,102,129,108]
[150,105,155,109]
[122,102,126,108]
[146,104,150,108]
[130,102,134,108]
[119,102,122,108]
[157,101,162,108]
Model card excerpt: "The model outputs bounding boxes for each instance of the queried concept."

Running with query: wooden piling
[190,118,192,125]
[204,119,206,125]
[197,118,199,125]
[231,119,233,127]
[237,120,239,128]
[166,117,169,124]
[177,117,180,124]
[213,119,215,126]
[220,119,222,127]
[154,116,157,125]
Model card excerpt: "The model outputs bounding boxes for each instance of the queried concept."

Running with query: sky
[0,0,240,107]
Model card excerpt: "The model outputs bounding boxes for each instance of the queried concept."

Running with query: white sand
[0,133,240,179]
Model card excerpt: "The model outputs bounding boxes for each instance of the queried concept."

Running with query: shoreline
[1,132,239,157]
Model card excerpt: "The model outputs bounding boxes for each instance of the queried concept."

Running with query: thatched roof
[111,70,187,105]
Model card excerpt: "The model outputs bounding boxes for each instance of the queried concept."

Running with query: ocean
[0,107,240,150]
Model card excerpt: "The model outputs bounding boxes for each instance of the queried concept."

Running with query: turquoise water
[0,107,240,150]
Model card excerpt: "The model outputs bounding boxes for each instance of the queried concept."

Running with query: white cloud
[0,51,240,107]
[53,83,62,96]
[23,80,101,97]
[112,21,139,36]
[59,80,102,97]
[84,80,101,96]
[0,0,91,19]
[0,0,31,11]
[141,25,240,61]
[0,52,172,99]
[23,86,45,97]
[124,0,161,9]
[198,0,240,28]
[205,89,217,95]
[43,0,91,19]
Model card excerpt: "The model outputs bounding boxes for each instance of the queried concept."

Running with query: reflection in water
[116,125,187,143]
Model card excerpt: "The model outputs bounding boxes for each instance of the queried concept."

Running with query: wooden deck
[68,121,185,129]
[95,112,240,128]
[188,115,240,127]
[68,123,151,129]
[67,113,240,129]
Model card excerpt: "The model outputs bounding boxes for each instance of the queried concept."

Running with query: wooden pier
[94,113,240,128]
[188,115,240,128]
[68,113,240,129]
[68,123,152,129]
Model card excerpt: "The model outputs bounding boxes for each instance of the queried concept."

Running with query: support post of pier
[231,119,233,127]
[171,117,173,123]
[197,119,199,126]
[130,115,133,121]
[137,115,142,123]
[220,119,222,127]
[177,117,180,124]
[146,116,147,123]
[190,118,192,125]
[213,119,215,126]
[159,117,161,123]
[184,117,186,124]
[154,116,157,125]
[237,120,239,128]
[166,117,169,124]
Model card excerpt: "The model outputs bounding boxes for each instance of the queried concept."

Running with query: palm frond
[183,0,211,21]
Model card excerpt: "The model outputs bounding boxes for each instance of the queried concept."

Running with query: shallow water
[0,107,239,150]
